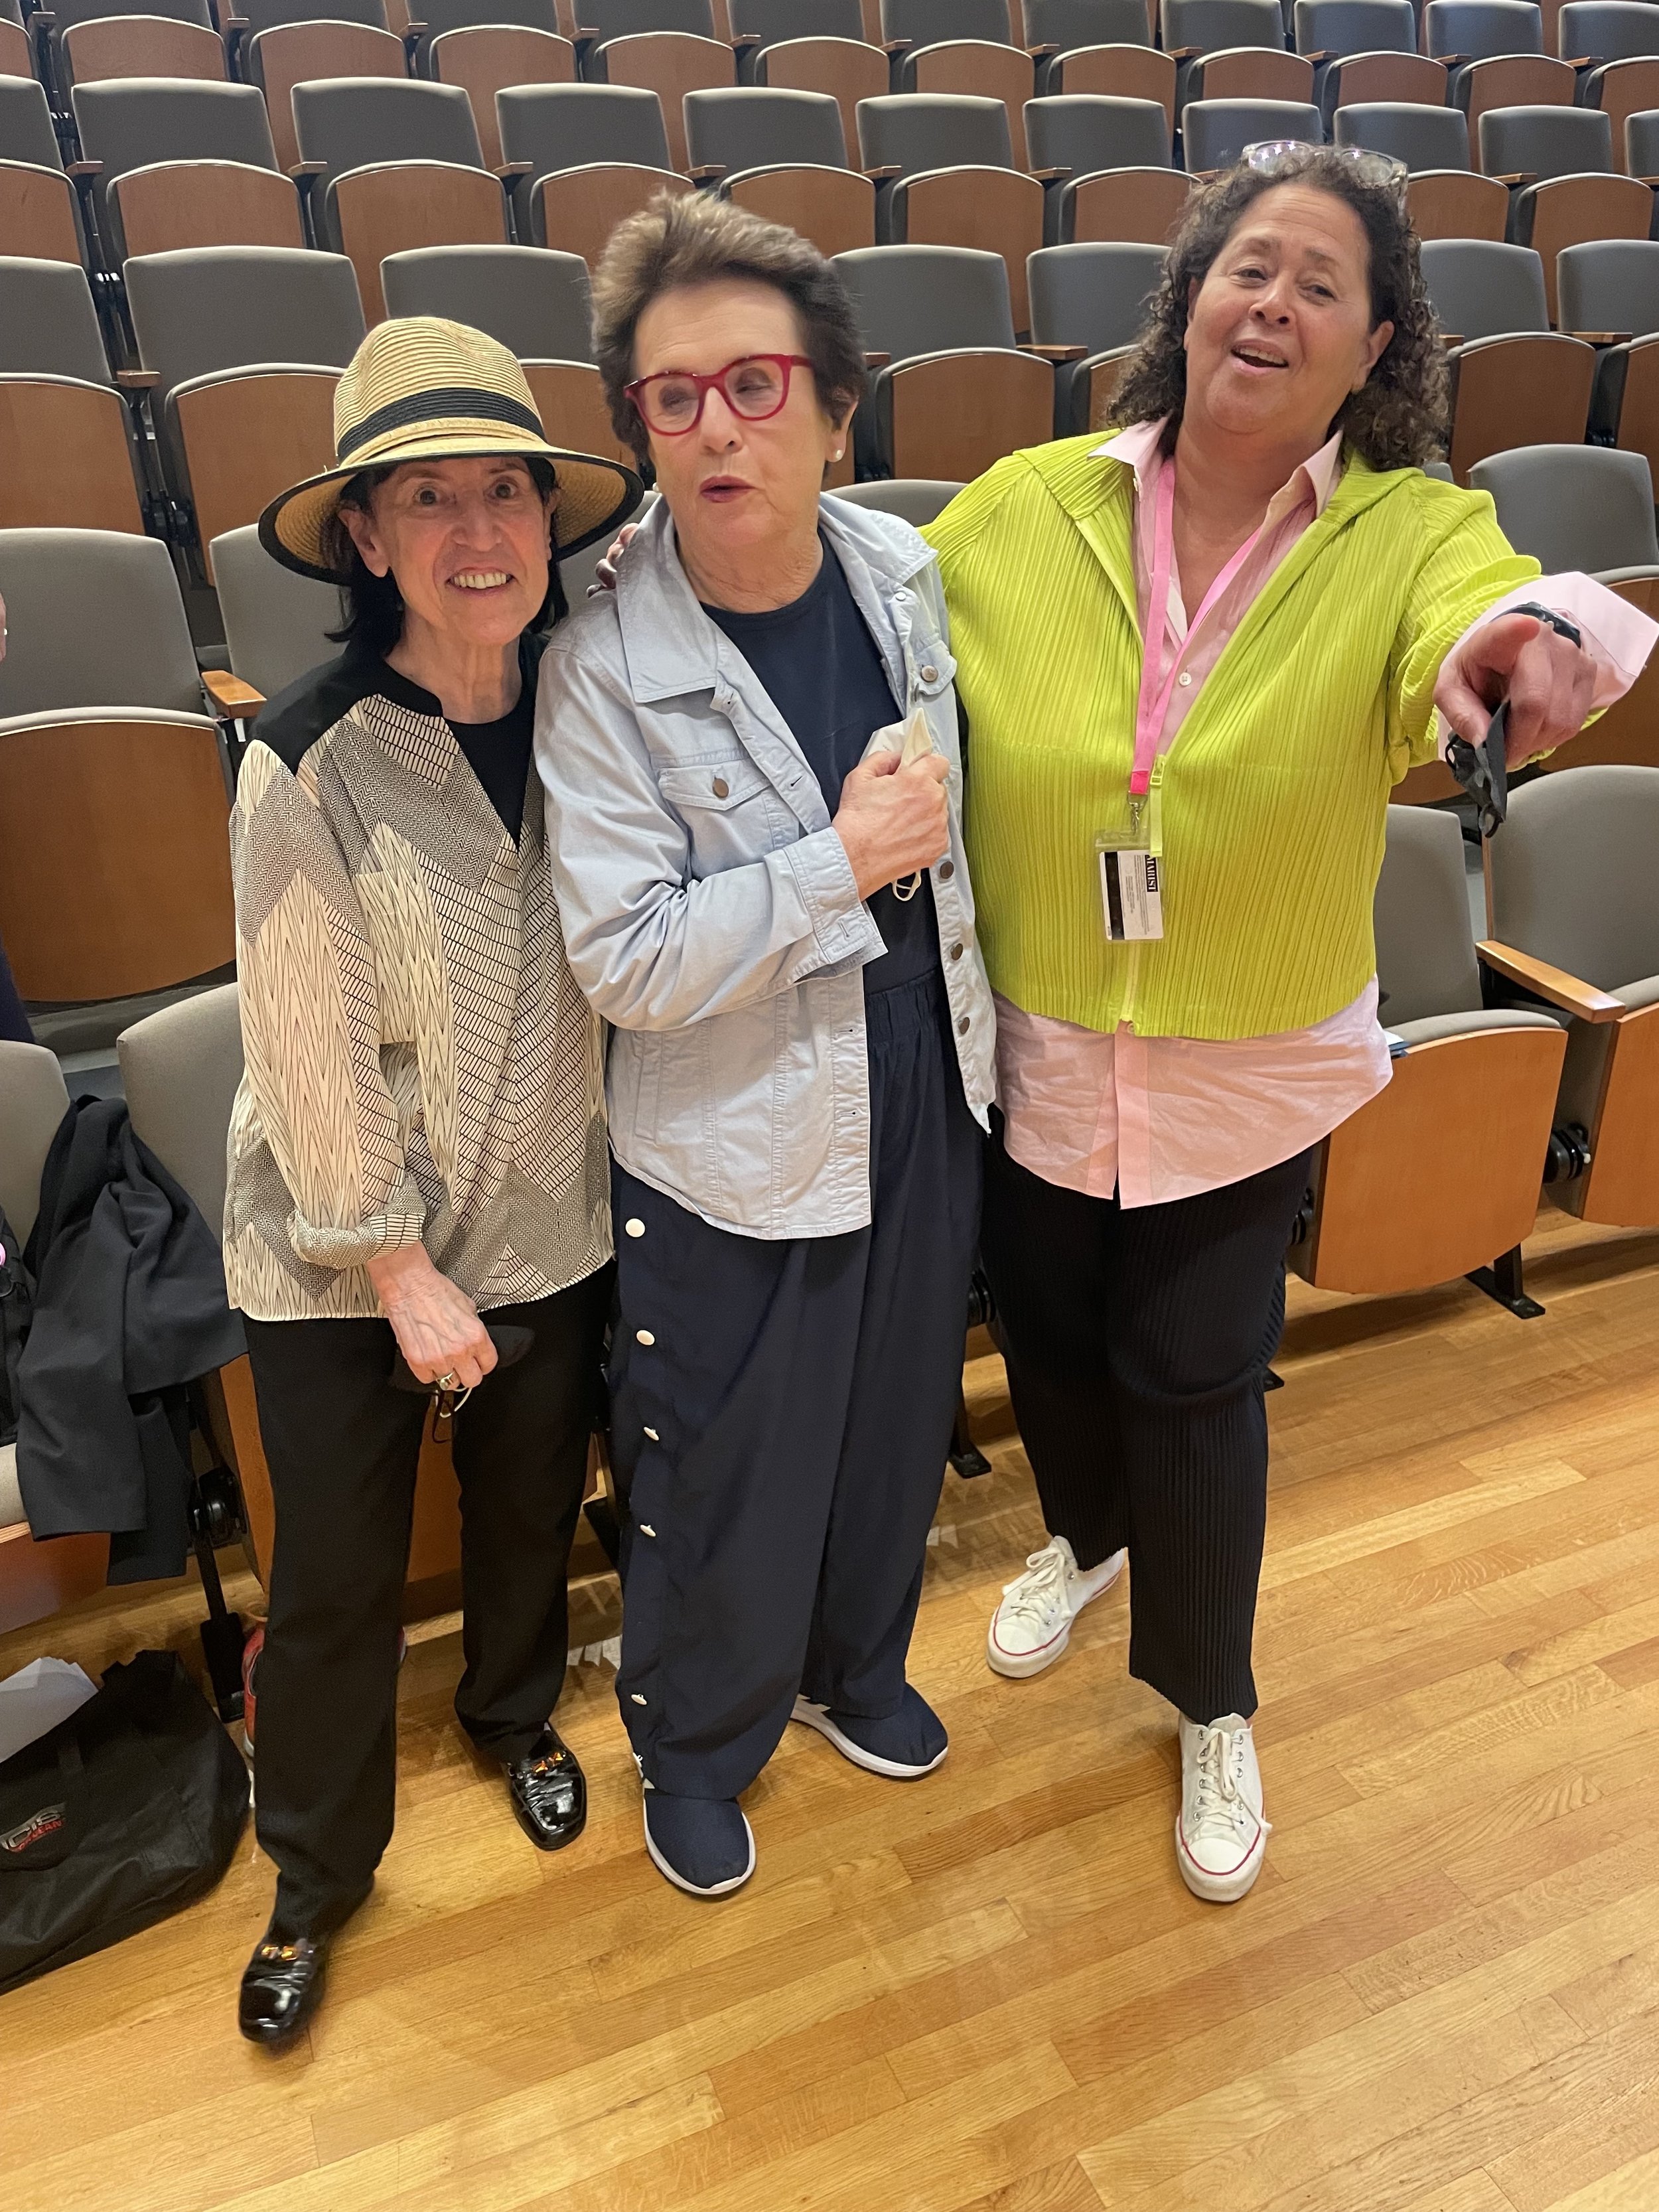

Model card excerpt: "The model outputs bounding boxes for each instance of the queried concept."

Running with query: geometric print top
[222,636,611,1323]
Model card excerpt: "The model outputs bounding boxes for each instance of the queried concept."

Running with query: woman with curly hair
[925,142,1654,1901]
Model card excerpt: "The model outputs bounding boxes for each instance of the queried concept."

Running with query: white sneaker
[985,1534,1126,1679]
[1176,1713,1270,1903]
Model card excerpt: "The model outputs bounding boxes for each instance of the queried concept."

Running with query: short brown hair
[591,191,867,467]
[1110,149,1449,471]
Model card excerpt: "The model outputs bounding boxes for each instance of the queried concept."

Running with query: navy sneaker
[790,1685,948,1778]
[642,1790,756,1897]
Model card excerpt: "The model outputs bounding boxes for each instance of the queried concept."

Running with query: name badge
[1096,790,1164,943]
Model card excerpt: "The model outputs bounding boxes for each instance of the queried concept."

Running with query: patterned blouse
[223,638,611,1323]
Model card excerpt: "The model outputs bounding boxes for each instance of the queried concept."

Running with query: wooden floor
[5,1206,1659,2211]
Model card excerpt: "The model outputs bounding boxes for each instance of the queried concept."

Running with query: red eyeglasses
[624,353,816,436]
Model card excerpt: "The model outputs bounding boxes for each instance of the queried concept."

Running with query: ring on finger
[437,1370,459,1389]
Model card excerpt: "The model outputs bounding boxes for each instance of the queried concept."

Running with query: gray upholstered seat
[1182,96,1323,169]
[833,479,966,526]
[118,984,246,1231]
[1471,445,1659,570]
[1335,98,1472,168]
[382,243,596,359]
[684,84,849,169]
[1419,237,1550,334]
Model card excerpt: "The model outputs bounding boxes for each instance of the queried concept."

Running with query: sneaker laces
[1188,1723,1269,1846]
[998,1542,1070,1630]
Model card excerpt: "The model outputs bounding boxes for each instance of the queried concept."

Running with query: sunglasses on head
[1238,140,1409,194]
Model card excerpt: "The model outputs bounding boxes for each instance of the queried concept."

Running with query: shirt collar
[1092,416,1346,522]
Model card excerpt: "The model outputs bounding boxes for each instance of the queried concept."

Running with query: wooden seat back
[0,18,29,74]
[1047,42,1175,127]
[1521,175,1652,322]
[63,15,226,84]
[884,346,1052,477]
[0,162,82,263]
[592,31,737,169]
[432,25,576,169]
[1461,52,1574,137]
[1407,167,1507,240]
[1325,49,1445,102]
[906,39,1035,163]
[725,164,875,255]
[1591,58,1659,172]
[1192,44,1314,100]
[1293,1024,1567,1293]
[1446,330,1594,480]
[532,159,693,261]
[1543,569,1659,772]
[331,161,506,319]
[753,37,887,156]
[0,380,143,534]
[172,368,339,579]
[111,159,303,256]
[895,163,1043,330]
[0,713,234,1002]
[1064,162,1189,241]
[253,21,406,173]
[522,358,632,463]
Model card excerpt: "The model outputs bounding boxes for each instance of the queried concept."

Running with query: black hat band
[336,386,545,463]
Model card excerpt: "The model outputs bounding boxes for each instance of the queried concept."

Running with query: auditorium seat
[1335,102,1511,237]
[0,11,26,78]
[60,15,228,90]
[1484,767,1659,1227]
[248,21,408,175]
[1025,91,1173,241]
[1043,43,1177,131]
[496,81,691,261]
[0,528,236,1007]
[1294,0,1444,123]
[857,92,1043,330]
[1165,0,1312,107]
[0,80,84,265]
[833,241,1054,477]
[210,522,342,698]
[1023,0,1153,97]
[431,25,577,167]
[381,242,632,459]
[749,37,889,159]
[833,475,964,522]
[1181,94,1322,169]
[71,78,302,261]
[404,0,561,74]
[1471,442,1658,567]
[1479,104,1650,316]
[684,86,875,254]
[1287,804,1567,1304]
[1425,0,1579,133]
[882,0,1019,73]
[901,44,1037,166]
[1419,236,1595,473]
[1029,238,1163,429]
[124,245,365,575]
[587,33,738,171]
[730,0,867,48]
[0,257,147,532]
[36,0,215,81]
[291,76,507,320]
[1574,238,1659,480]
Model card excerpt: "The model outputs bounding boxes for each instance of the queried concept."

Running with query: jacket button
[949,940,964,960]
[624,1217,644,1237]
[957,1015,971,1034]
[640,1522,656,1537]
[636,1327,655,1346]
[712,776,730,798]
[938,859,954,881]
[920,664,938,683]
[630,1693,647,1706]
[643,1425,659,1440]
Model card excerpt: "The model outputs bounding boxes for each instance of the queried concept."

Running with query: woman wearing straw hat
[227,318,640,2045]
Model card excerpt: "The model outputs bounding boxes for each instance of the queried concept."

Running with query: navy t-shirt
[705,539,939,993]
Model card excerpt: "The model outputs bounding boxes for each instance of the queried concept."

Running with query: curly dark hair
[589,189,867,468]
[1108,148,1449,470]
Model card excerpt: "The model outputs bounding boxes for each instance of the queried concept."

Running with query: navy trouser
[607,969,983,1801]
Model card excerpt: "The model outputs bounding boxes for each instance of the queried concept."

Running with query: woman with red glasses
[534,192,995,1898]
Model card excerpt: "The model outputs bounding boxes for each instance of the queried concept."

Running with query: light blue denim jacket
[535,492,995,1240]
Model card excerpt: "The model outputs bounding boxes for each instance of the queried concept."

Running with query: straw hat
[259,317,642,583]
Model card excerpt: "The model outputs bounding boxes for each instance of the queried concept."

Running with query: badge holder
[1096,783,1164,942]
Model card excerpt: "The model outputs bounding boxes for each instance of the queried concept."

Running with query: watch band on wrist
[1507,601,1583,650]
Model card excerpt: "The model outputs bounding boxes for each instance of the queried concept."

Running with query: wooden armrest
[1477,939,1625,1021]
[289,161,328,181]
[65,159,102,177]
[1567,330,1632,344]
[203,670,265,716]
[1167,44,1200,56]
[688,164,726,181]
[863,350,891,367]
[1031,165,1072,180]
[1437,331,1464,347]
[223,11,247,24]
[1638,174,1659,188]
[31,9,54,25]
[1303,47,1334,60]
[1567,52,1596,64]
[1438,50,1471,64]
[1027,40,1058,53]
[495,162,534,178]
[863,164,901,180]
[1023,342,1088,360]
[1492,171,1538,187]
[402,19,426,35]
[115,369,159,389]
[883,37,910,51]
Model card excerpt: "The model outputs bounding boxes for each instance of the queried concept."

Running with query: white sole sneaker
[1175,1714,1269,1904]
[1174,1811,1266,1903]
[986,1545,1126,1680]
[789,1696,948,1779]
[641,1797,757,1899]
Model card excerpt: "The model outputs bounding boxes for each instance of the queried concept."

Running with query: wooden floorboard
[3,1205,1658,2210]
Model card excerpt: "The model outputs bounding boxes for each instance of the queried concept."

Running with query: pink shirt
[997,421,1657,1209]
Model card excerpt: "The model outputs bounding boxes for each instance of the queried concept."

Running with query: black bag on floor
[0,1649,250,1992]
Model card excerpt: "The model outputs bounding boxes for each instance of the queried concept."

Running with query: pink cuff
[1436,573,1659,758]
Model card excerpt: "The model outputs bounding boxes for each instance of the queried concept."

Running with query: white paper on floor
[0,1657,98,1763]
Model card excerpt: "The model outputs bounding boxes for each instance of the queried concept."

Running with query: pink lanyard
[1129,452,1268,798]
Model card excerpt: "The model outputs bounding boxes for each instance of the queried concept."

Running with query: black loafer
[238,1931,328,2047]
[505,1726,587,1851]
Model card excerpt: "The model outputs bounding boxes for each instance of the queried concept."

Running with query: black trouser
[979,1130,1311,1726]
[243,1271,609,1937]
[608,969,983,1801]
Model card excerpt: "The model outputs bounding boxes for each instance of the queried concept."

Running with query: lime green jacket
[922,434,1539,1042]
